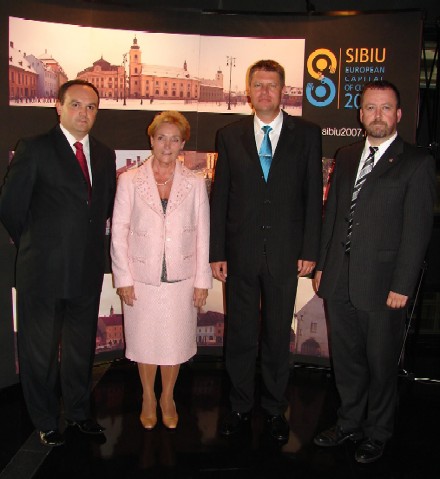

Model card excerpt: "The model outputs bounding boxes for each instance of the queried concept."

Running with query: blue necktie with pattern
[259,125,273,182]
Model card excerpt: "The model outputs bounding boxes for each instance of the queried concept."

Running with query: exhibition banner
[2,7,422,374]
[8,11,422,157]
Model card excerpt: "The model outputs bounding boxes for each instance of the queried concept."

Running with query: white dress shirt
[254,110,283,155]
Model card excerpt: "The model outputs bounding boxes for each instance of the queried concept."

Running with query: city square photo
[9,16,305,115]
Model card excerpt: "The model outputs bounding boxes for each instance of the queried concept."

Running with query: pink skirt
[123,277,197,365]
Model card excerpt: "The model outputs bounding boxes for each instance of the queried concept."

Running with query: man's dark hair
[360,80,401,108]
[247,59,286,87]
[57,79,100,105]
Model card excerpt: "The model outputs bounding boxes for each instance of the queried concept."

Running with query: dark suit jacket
[317,136,436,310]
[210,111,323,280]
[0,125,116,298]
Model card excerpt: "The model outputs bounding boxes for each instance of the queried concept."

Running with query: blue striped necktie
[345,146,378,252]
[259,125,273,182]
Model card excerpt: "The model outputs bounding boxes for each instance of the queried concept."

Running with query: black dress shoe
[66,418,105,435]
[314,425,363,447]
[39,429,65,447]
[220,411,251,436]
[355,438,385,463]
[266,415,289,442]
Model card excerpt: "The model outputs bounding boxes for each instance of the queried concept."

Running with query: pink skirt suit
[111,158,212,365]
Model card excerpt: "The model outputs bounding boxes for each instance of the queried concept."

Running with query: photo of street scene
[9,16,305,115]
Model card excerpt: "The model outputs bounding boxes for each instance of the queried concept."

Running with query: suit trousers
[326,255,405,442]
[17,292,101,431]
[225,255,298,415]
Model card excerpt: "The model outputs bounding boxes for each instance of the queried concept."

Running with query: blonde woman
[111,111,212,429]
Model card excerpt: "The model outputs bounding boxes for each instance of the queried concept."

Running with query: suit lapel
[167,162,194,215]
[347,143,364,195]
[133,158,163,216]
[52,126,89,193]
[52,126,79,171]
[353,136,403,209]
[240,116,260,168]
[134,157,193,217]
[89,136,104,201]
[271,111,295,168]
[365,136,404,183]
[89,137,100,184]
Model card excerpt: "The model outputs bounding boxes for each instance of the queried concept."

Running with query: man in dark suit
[0,79,116,446]
[210,60,322,442]
[313,81,436,463]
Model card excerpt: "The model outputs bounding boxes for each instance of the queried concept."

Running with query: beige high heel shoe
[140,400,157,430]
[160,399,178,429]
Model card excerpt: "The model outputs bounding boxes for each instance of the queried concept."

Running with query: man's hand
[116,285,136,306]
[313,270,322,292]
[211,261,228,283]
[297,259,316,277]
[386,291,408,309]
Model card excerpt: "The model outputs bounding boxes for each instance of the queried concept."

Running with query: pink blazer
[111,157,212,289]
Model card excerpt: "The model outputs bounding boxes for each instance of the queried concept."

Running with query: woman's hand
[117,285,137,306]
[193,288,208,308]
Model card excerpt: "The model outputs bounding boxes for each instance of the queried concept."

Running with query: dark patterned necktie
[259,125,273,182]
[74,141,92,201]
[345,146,378,252]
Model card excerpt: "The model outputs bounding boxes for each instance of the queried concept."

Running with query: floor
[0,343,439,479]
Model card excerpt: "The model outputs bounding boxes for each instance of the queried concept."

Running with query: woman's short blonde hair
[147,111,191,142]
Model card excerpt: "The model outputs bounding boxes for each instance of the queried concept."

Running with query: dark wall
[36,0,440,24]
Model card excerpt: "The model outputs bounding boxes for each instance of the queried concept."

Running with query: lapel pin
[389,158,394,163]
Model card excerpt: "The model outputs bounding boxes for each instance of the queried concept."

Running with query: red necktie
[74,141,92,201]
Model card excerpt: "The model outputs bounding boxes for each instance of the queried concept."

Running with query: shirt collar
[254,110,283,134]
[365,132,397,158]
[59,124,90,151]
